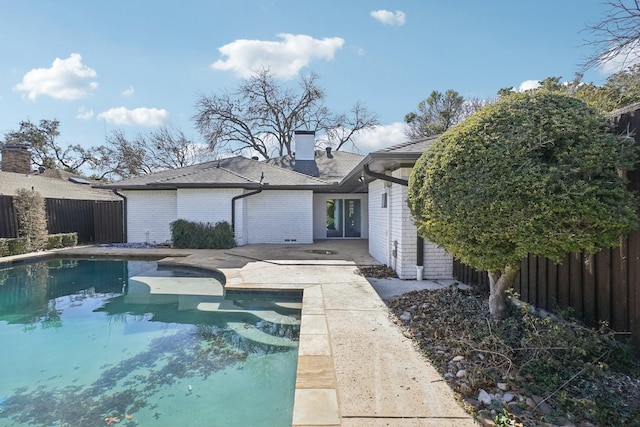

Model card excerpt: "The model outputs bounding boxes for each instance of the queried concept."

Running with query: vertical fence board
[537,257,548,311]
[612,237,629,331]
[0,195,18,238]
[547,260,558,311]
[558,254,571,309]
[569,253,584,319]
[596,249,612,327]
[583,253,596,327]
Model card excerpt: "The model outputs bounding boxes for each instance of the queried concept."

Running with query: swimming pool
[0,258,301,427]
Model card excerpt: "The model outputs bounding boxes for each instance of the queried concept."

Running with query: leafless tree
[326,102,380,151]
[193,68,378,158]
[583,0,640,71]
[91,127,211,181]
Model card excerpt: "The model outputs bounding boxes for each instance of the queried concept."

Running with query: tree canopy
[408,91,638,318]
[404,90,487,140]
[2,119,95,173]
[193,68,378,159]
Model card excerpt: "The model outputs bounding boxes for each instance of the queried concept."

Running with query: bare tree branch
[582,0,640,71]
[193,68,377,158]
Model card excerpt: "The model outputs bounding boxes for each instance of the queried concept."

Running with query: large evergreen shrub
[13,188,48,252]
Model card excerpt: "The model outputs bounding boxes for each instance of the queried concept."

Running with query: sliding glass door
[326,199,361,238]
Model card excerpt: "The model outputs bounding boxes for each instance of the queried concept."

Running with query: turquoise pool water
[0,258,300,427]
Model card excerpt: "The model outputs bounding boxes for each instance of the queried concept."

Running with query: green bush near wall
[0,233,78,257]
[0,238,28,257]
[46,233,78,250]
[170,219,236,249]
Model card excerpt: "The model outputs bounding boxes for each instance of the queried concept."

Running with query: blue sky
[0,1,620,158]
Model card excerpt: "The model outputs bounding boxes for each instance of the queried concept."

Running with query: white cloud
[598,42,640,74]
[75,106,94,120]
[97,107,168,127]
[370,10,406,26]
[14,53,98,101]
[211,33,345,79]
[350,122,408,154]
[518,80,540,92]
[122,85,135,97]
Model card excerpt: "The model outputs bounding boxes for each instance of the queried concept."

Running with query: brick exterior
[368,180,389,263]
[1,145,31,174]
[367,168,453,280]
[123,189,177,243]
[246,190,313,244]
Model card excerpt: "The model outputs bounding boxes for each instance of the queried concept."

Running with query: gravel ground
[386,285,640,427]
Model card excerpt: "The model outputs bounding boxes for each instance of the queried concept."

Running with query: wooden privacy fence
[0,195,124,244]
[453,230,640,339]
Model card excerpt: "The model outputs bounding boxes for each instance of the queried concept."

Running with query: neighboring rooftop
[0,171,121,201]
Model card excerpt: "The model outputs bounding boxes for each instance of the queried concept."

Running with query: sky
[0,0,623,161]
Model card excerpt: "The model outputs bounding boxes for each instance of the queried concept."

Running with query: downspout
[231,187,263,239]
[112,189,127,243]
[363,164,424,280]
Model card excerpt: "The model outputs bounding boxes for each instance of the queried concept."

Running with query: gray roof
[0,171,121,201]
[340,137,438,186]
[100,156,332,190]
[265,150,364,183]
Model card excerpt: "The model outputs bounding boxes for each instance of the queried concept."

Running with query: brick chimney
[1,145,32,174]
[293,131,319,177]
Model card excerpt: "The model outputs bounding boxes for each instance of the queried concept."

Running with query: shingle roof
[0,171,121,200]
[265,150,364,183]
[376,137,438,154]
[100,156,331,189]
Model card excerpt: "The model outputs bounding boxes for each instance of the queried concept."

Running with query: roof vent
[251,156,259,161]
[326,146,333,159]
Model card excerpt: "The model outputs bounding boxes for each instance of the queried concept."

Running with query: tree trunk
[487,265,520,319]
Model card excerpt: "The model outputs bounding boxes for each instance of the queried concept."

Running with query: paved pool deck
[7,241,476,426]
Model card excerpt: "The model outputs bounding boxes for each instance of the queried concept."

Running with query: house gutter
[231,187,263,235]
[363,164,424,279]
[112,189,127,243]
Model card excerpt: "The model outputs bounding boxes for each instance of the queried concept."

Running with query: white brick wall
[246,190,313,244]
[368,180,389,264]
[123,190,177,243]
[176,188,241,223]
[367,167,453,280]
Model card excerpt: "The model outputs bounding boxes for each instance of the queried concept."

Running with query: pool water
[0,259,301,427]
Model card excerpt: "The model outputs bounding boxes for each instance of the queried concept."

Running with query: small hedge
[0,233,78,257]
[170,219,235,249]
[0,238,28,257]
[46,233,78,250]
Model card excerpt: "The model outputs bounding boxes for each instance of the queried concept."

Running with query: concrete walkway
[11,241,477,426]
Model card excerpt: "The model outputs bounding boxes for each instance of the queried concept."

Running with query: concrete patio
[7,241,476,426]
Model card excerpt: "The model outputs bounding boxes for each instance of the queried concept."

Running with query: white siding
[123,190,177,243]
[368,180,388,264]
[247,190,313,244]
[312,193,368,240]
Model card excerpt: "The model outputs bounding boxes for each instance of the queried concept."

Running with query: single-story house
[101,132,452,280]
